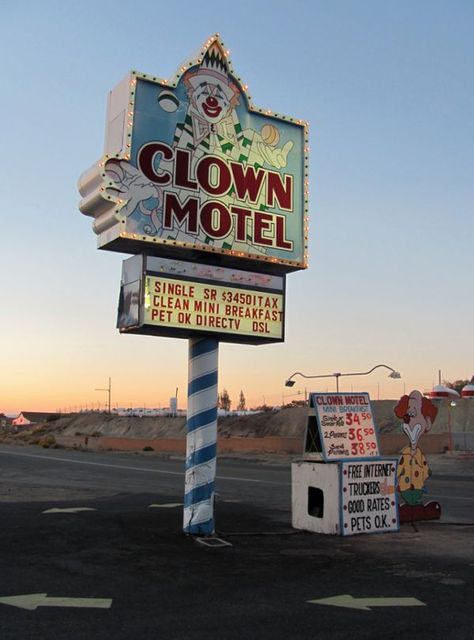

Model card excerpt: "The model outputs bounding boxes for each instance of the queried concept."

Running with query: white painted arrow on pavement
[0,594,112,610]
[307,595,426,611]
[42,507,97,514]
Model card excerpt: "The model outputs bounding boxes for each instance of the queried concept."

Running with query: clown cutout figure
[394,390,441,521]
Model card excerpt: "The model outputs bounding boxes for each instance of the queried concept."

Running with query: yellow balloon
[261,124,280,147]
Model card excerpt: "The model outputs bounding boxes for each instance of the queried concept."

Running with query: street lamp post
[429,382,460,453]
[95,377,112,414]
[281,389,305,407]
[284,364,401,393]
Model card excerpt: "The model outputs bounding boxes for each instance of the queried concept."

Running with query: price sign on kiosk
[310,392,379,460]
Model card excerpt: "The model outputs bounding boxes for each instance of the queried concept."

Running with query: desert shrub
[38,434,56,448]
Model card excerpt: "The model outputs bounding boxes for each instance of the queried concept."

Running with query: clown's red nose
[206,96,218,107]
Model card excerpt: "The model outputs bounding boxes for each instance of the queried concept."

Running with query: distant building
[0,414,13,428]
[11,412,56,426]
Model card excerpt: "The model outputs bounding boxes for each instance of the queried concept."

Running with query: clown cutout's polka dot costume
[397,445,431,506]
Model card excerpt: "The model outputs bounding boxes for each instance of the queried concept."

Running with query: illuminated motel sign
[79,35,309,535]
[79,34,308,344]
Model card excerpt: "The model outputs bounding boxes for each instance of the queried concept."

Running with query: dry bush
[38,434,56,448]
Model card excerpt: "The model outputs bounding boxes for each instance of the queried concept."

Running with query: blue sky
[1,1,473,412]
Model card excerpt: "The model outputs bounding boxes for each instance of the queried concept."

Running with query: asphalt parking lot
[0,446,473,640]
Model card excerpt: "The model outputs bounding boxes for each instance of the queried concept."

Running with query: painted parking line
[0,449,288,485]
[42,507,97,514]
[148,503,183,508]
[0,450,183,476]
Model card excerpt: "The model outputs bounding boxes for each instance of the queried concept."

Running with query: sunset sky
[1,1,473,414]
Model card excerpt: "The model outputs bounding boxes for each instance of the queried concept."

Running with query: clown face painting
[191,82,232,121]
[186,65,238,126]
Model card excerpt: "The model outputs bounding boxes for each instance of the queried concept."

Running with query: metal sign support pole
[183,336,219,535]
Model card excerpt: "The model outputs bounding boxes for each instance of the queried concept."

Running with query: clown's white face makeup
[404,393,429,449]
[403,422,423,448]
[192,81,232,123]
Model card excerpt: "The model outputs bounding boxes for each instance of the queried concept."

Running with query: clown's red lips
[203,97,222,118]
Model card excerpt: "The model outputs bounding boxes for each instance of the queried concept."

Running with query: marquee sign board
[78,34,309,275]
[117,254,285,345]
[305,393,380,461]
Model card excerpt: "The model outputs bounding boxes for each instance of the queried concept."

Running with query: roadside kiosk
[292,392,399,536]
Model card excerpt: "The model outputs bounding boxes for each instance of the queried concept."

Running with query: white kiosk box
[292,393,399,536]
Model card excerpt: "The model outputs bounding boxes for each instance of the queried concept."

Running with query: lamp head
[285,379,296,387]
[389,370,401,379]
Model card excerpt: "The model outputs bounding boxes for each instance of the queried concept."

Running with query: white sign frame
[340,458,399,536]
[310,392,380,462]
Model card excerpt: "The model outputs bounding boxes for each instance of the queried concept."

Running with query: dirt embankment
[0,409,310,455]
[3,407,310,441]
[2,400,471,456]
[16,401,409,439]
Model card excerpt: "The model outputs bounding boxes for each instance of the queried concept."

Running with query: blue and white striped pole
[183,337,219,535]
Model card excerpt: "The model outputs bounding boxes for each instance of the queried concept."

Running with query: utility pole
[95,377,111,414]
